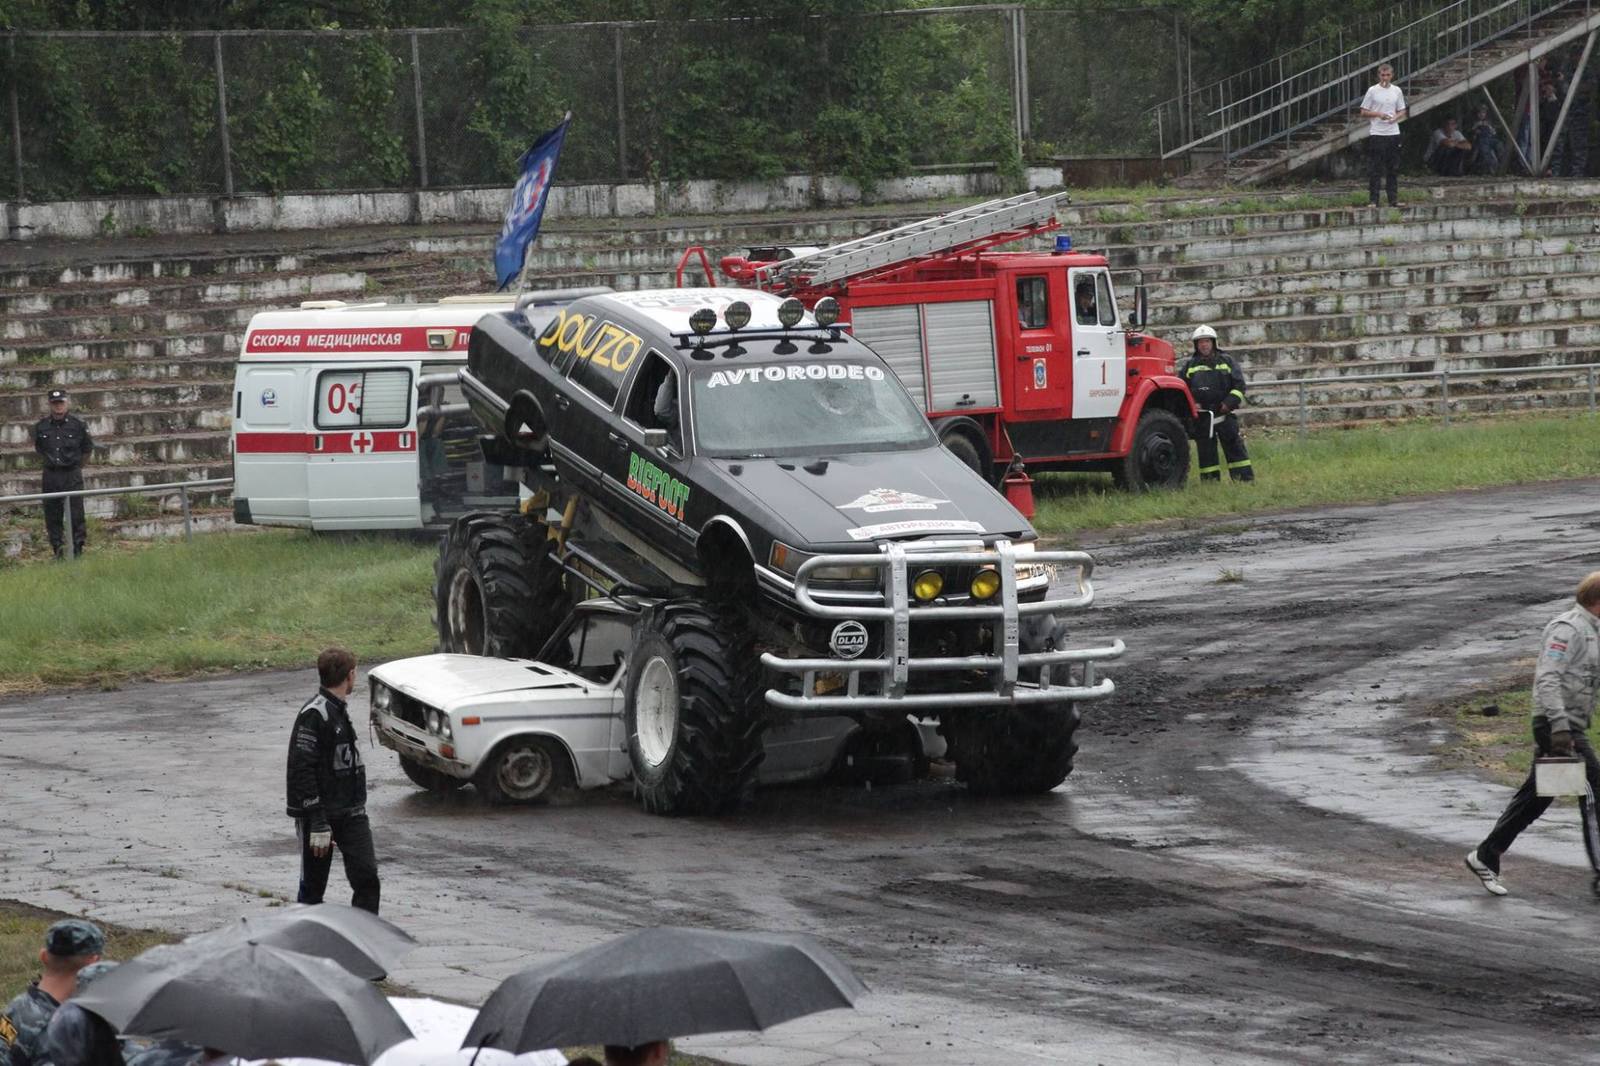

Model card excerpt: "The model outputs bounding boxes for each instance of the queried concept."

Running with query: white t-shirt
[1362,83,1406,136]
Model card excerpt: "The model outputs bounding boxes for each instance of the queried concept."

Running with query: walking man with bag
[1466,572,1600,895]
[286,647,381,914]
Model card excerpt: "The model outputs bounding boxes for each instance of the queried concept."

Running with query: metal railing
[0,477,233,559]
[1148,0,1587,166]
[1257,361,1600,435]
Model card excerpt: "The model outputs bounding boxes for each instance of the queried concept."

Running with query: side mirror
[1133,284,1149,330]
[642,428,670,449]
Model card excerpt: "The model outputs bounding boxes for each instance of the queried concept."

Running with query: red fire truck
[682,192,1195,490]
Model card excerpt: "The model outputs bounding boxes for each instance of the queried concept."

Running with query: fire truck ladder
[757,191,1067,292]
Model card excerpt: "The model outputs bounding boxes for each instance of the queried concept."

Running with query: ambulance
[230,294,554,531]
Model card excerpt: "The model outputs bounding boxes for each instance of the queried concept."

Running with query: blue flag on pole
[495,112,571,290]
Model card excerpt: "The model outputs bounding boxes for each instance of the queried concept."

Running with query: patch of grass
[0,529,436,693]
[1216,567,1245,583]
[1034,410,1600,538]
[1,900,174,1001]
[1443,682,1600,793]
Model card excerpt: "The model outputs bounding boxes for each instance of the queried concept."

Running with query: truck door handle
[607,431,628,450]
[554,395,570,410]
[1076,349,1091,357]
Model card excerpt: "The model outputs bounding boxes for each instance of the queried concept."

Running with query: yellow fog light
[912,570,944,602]
[969,568,1001,601]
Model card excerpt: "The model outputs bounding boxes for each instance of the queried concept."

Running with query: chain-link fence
[0,6,1185,202]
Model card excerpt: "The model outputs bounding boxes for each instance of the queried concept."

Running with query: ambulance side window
[315,369,412,430]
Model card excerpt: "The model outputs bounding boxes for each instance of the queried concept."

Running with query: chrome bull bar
[760,540,1125,714]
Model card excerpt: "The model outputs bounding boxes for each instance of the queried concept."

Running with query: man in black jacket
[1180,325,1254,483]
[286,647,380,914]
[33,390,93,558]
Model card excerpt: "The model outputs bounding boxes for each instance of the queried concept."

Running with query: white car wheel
[634,655,680,770]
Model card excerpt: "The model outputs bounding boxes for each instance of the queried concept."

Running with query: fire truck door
[305,365,422,530]
[1009,273,1070,415]
[1068,268,1126,420]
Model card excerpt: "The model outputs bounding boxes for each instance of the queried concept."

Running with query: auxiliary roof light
[813,296,841,328]
[777,297,806,329]
[724,300,752,331]
[689,307,717,336]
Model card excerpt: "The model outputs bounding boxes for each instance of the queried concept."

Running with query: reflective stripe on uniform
[1185,364,1214,377]
[1227,459,1253,469]
[1197,464,1221,474]
[1229,389,1245,401]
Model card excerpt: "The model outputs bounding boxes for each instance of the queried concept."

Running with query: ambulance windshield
[689,359,934,458]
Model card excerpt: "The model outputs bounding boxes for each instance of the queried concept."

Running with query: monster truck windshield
[690,360,935,458]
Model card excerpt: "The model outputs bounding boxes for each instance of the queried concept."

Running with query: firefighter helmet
[1191,324,1218,342]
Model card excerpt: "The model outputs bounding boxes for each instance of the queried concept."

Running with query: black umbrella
[461,926,866,1052]
[184,905,417,981]
[73,941,413,1065]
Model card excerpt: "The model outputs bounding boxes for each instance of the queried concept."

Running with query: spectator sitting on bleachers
[1469,106,1502,174]
[1425,117,1473,176]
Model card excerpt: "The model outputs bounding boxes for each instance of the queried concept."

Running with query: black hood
[707,445,1032,550]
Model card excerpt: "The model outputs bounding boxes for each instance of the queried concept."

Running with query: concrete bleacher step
[1208,292,1600,346]
[0,330,237,367]
[0,403,230,451]
[0,356,237,392]
[1249,389,1599,428]
[0,427,231,473]
[1232,322,1600,369]
[0,379,233,421]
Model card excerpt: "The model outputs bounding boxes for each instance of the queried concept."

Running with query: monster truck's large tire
[945,703,1080,796]
[398,755,467,793]
[1111,408,1190,492]
[432,512,567,658]
[945,613,1081,795]
[475,736,574,805]
[624,600,765,816]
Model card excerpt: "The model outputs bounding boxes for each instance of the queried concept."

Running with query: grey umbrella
[184,904,417,981]
[461,926,867,1052]
[73,941,413,1065]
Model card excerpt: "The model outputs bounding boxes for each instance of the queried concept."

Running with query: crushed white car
[369,599,939,804]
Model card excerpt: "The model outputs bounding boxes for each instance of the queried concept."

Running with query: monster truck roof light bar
[673,296,845,353]
[761,541,1125,714]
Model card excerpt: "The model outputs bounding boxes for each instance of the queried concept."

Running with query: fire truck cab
[706,193,1197,490]
[230,296,524,531]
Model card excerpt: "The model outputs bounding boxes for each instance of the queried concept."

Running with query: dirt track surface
[6,479,1600,1065]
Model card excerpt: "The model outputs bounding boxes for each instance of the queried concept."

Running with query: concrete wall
[3,166,1066,242]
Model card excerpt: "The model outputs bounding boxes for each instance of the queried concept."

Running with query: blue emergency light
[1054,234,1073,253]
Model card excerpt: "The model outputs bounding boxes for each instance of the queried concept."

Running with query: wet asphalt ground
[5,479,1600,1065]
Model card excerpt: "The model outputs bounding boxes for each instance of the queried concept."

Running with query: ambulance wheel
[433,513,566,659]
[475,737,573,805]
[625,600,765,816]
[398,755,466,793]
[1112,408,1189,492]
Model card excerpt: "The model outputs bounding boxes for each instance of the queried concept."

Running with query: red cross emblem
[351,431,375,454]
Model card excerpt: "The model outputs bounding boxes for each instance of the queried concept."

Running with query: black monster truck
[437,286,1123,814]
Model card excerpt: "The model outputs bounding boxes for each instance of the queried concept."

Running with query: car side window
[566,614,632,684]
[1016,276,1049,330]
[622,351,682,452]
[1096,273,1118,327]
[1074,279,1098,325]
[537,317,574,373]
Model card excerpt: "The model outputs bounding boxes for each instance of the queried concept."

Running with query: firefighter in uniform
[32,390,93,558]
[1466,571,1600,896]
[1180,325,1253,482]
[286,646,380,914]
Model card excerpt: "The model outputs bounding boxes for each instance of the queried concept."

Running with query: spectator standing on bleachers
[1540,79,1567,175]
[1359,63,1407,208]
[32,389,92,559]
[1559,65,1594,176]
[1469,106,1501,174]
[1425,117,1473,176]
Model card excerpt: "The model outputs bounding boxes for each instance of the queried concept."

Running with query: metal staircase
[756,191,1065,291]
[1150,0,1600,185]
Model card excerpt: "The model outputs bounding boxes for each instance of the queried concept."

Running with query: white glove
[309,830,332,856]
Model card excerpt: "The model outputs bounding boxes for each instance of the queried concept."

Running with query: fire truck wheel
[940,431,988,481]
[945,702,1081,796]
[398,755,466,793]
[432,513,567,659]
[624,600,765,816]
[475,736,573,804]
[1113,408,1190,492]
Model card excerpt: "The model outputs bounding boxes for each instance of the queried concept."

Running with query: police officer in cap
[33,961,126,1066]
[1180,325,1254,482]
[33,390,93,558]
[0,920,103,1066]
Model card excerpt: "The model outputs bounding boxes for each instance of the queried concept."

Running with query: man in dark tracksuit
[1466,572,1600,896]
[286,647,380,914]
[1180,325,1254,482]
[32,390,92,558]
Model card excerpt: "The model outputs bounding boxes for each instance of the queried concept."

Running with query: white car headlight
[372,683,393,712]
[440,718,453,740]
[426,709,442,734]
[1013,542,1055,586]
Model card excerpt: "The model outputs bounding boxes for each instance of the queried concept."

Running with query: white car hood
[373,654,589,707]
